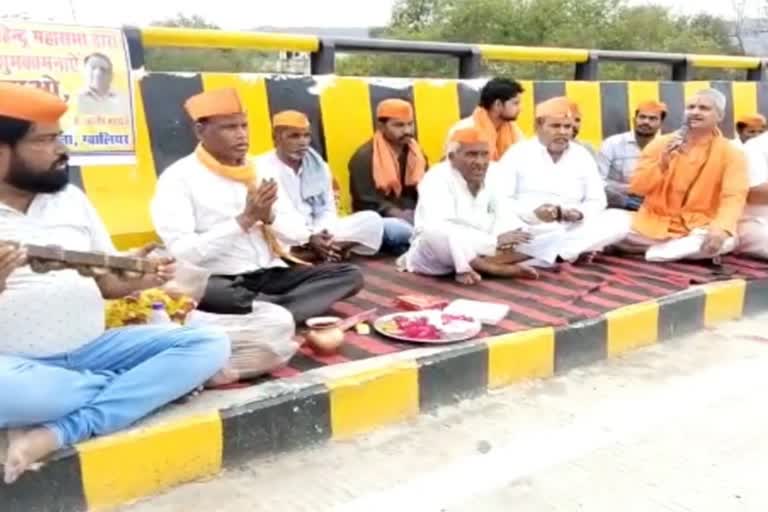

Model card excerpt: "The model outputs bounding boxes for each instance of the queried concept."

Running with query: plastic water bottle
[148,301,172,324]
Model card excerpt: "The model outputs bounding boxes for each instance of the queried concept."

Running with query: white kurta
[0,185,113,356]
[400,161,521,275]
[496,138,631,264]
[257,150,383,254]
[151,153,309,276]
[736,132,768,259]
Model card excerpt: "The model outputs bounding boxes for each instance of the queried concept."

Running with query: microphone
[678,117,689,143]
[669,115,689,153]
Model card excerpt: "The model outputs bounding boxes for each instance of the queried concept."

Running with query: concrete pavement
[122,313,768,512]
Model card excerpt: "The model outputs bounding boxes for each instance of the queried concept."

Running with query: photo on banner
[0,21,136,164]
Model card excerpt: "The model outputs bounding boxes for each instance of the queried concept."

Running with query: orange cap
[0,82,67,123]
[449,127,490,145]
[184,88,243,121]
[635,100,667,115]
[376,99,414,121]
[534,96,573,119]
[737,113,766,129]
[272,110,310,129]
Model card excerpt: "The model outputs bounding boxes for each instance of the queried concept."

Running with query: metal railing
[124,26,766,81]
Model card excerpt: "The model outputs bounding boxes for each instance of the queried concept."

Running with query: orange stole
[371,131,426,197]
[629,131,748,239]
[471,107,520,161]
[194,145,310,266]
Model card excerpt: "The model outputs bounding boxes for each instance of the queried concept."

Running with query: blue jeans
[0,324,230,448]
[382,217,414,256]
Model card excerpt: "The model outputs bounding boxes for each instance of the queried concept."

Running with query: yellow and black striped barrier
[69,74,768,250]
[3,278,763,511]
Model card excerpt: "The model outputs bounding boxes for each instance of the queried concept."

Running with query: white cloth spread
[257,150,383,254]
[0,185,112,356]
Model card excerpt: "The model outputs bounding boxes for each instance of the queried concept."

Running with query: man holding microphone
[615,89,749,262]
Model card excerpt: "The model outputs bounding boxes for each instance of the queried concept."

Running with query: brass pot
[305,316,344,355]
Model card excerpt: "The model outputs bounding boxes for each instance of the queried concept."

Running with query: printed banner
[0,21,135,162]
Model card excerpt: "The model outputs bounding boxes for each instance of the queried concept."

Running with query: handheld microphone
[678,117,689,142]
[669,115,689,153]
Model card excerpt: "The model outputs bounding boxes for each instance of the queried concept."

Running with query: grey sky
[1,0,761,29]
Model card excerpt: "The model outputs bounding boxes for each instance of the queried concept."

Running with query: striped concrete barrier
[71,74,768,249]
[3,278,762,511]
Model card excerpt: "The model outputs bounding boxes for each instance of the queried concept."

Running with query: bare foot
[455,270,482,285]
[204,366,240,388]
[4,427,59,484]
[514,265,540,279]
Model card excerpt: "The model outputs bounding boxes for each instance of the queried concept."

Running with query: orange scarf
[372,131,426,197]
[471,106,520,161]
[195,145,309,266]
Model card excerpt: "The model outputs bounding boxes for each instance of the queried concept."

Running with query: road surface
[123,313,768,512]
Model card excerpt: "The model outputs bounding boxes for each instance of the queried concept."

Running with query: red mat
[261,254,768,379]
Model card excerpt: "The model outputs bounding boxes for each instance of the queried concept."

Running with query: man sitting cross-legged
[398,127,538,285]
[495,97,632,267]
[258,110,384,262]
[617,89,748,262]
[348,99,428,256]
[151,88,363,323]
[0,83,230,484]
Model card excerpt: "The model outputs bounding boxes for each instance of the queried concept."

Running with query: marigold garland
[105,288,196,328]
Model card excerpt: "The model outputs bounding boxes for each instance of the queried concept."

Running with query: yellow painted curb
[703,279,746,327]
[486,328,555,389]
[78,411,223,510]
[605,301,660,357]
[326,361,420,439]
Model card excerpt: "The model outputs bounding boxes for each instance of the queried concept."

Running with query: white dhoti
[625,228,736,262]
[400,225,497,275]
[186,302,298,380]
[736,217,768,259]
[317,211,384,255]
[517,208,634,266]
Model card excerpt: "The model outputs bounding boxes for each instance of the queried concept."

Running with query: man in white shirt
[496,97,632,266]
[445,78,526,161]
[0,83,230,484]
[736,131,768,259]
[399,127,537,285]
[597,101,667,210]
[151,89,363,324]
[258,110,383,261]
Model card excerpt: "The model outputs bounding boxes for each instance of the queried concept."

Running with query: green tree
[337,0,741,80]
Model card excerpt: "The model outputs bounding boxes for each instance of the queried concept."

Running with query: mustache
[51,155,69,170]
